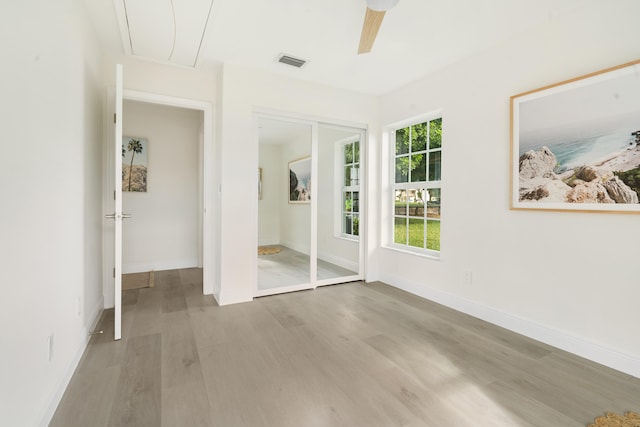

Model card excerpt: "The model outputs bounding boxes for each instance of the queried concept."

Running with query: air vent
[277,54,306,68]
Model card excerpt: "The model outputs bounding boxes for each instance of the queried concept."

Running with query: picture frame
[511,60,640,213]
[288,156,311,203]
[122,136,148,192]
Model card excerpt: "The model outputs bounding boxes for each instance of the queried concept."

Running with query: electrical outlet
[48,334,54,363]
[464,271,473,285]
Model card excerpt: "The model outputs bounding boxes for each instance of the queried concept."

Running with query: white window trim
[334,135,361,240]
[387,111,443,257]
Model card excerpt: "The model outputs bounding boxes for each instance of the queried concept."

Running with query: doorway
[103,89,214,313]
[121,100,202,278]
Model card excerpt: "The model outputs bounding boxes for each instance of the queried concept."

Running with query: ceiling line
[193,0,215,68]
[167,0,177,61]
[122,0,134,54]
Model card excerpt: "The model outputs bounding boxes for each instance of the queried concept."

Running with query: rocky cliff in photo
[518,147,638,204]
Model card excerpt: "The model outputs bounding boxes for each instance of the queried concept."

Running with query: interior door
[107,64,124,340]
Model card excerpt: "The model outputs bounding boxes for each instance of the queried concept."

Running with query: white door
[106,64,124,340]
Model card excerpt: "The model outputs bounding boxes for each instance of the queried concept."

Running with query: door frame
[103,90,215,310]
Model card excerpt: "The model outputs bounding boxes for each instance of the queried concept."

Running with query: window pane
[343,192,352,213]
[428,151,441,181]
[344,143,353,164]
[408,218,425,248]
[344,214,352,235]
[427,188,441,219]
[429,118,442,149]
[396,128,409,154]
[426,219,441,251]
[354,140,360,162]
[353,214,359,236]
[350,165,360,186]
[411,122,427,152]
[344,166,351,187]
[352,191,359,213]
[394,217,407,244]
[408,190,425,217]
[394,190,407,216]
[410,154,426,182]
[395,157,409,183]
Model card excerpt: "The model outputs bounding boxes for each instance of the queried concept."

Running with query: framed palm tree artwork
[122,136,148,192]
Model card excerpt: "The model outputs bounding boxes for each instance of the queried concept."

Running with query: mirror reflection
[316,124,362,283]
[257,118,312,291]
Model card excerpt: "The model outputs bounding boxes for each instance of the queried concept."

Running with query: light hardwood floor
[50,268,640,426]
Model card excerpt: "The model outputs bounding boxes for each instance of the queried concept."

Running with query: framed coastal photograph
[288,156,311,203]
[122,136,148,192]
[511,59,640,213]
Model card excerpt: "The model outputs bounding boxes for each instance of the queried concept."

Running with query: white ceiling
[85,0,587,96]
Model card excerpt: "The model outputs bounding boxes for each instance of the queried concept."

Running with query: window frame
[335,135,361,241]
[388,112,443,257]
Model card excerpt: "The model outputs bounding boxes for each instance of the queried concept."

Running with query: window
[392,117,442,254]
[341,138,360,238]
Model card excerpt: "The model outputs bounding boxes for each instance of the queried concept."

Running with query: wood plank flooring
[50,269,640,426]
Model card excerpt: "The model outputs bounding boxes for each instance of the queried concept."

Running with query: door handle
[105,213,132,220]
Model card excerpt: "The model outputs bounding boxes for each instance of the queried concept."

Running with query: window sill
[383,244,441,260]
[335,234,360,243]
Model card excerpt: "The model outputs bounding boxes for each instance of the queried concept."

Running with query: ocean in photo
[528,129,636,172]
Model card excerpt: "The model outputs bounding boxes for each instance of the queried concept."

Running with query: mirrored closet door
[316,123,363,286]
[257,116,364,297]
[257,117,313,295]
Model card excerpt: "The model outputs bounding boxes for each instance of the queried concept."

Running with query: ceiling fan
[358,0,399,54]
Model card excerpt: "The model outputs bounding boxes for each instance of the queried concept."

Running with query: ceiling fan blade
[358,7,386,54]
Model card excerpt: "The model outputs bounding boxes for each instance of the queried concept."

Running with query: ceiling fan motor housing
[366,0,399,12]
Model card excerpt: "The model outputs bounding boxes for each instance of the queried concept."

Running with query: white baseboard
[212,290,222,305]
[258,238,280,246]
[317,250,358,272]
[86,296,104,333]
[378,272,640,379]
[40,296,104,426]
[279,240,310,256]
[122,258,198,274]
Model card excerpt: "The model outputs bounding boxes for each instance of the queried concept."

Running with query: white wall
[377,1,640,377]
[0,0,105,424]
[108,56,218,101]
[218,64,378,304]
[258,144,283,246]
[122,101,201,273]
